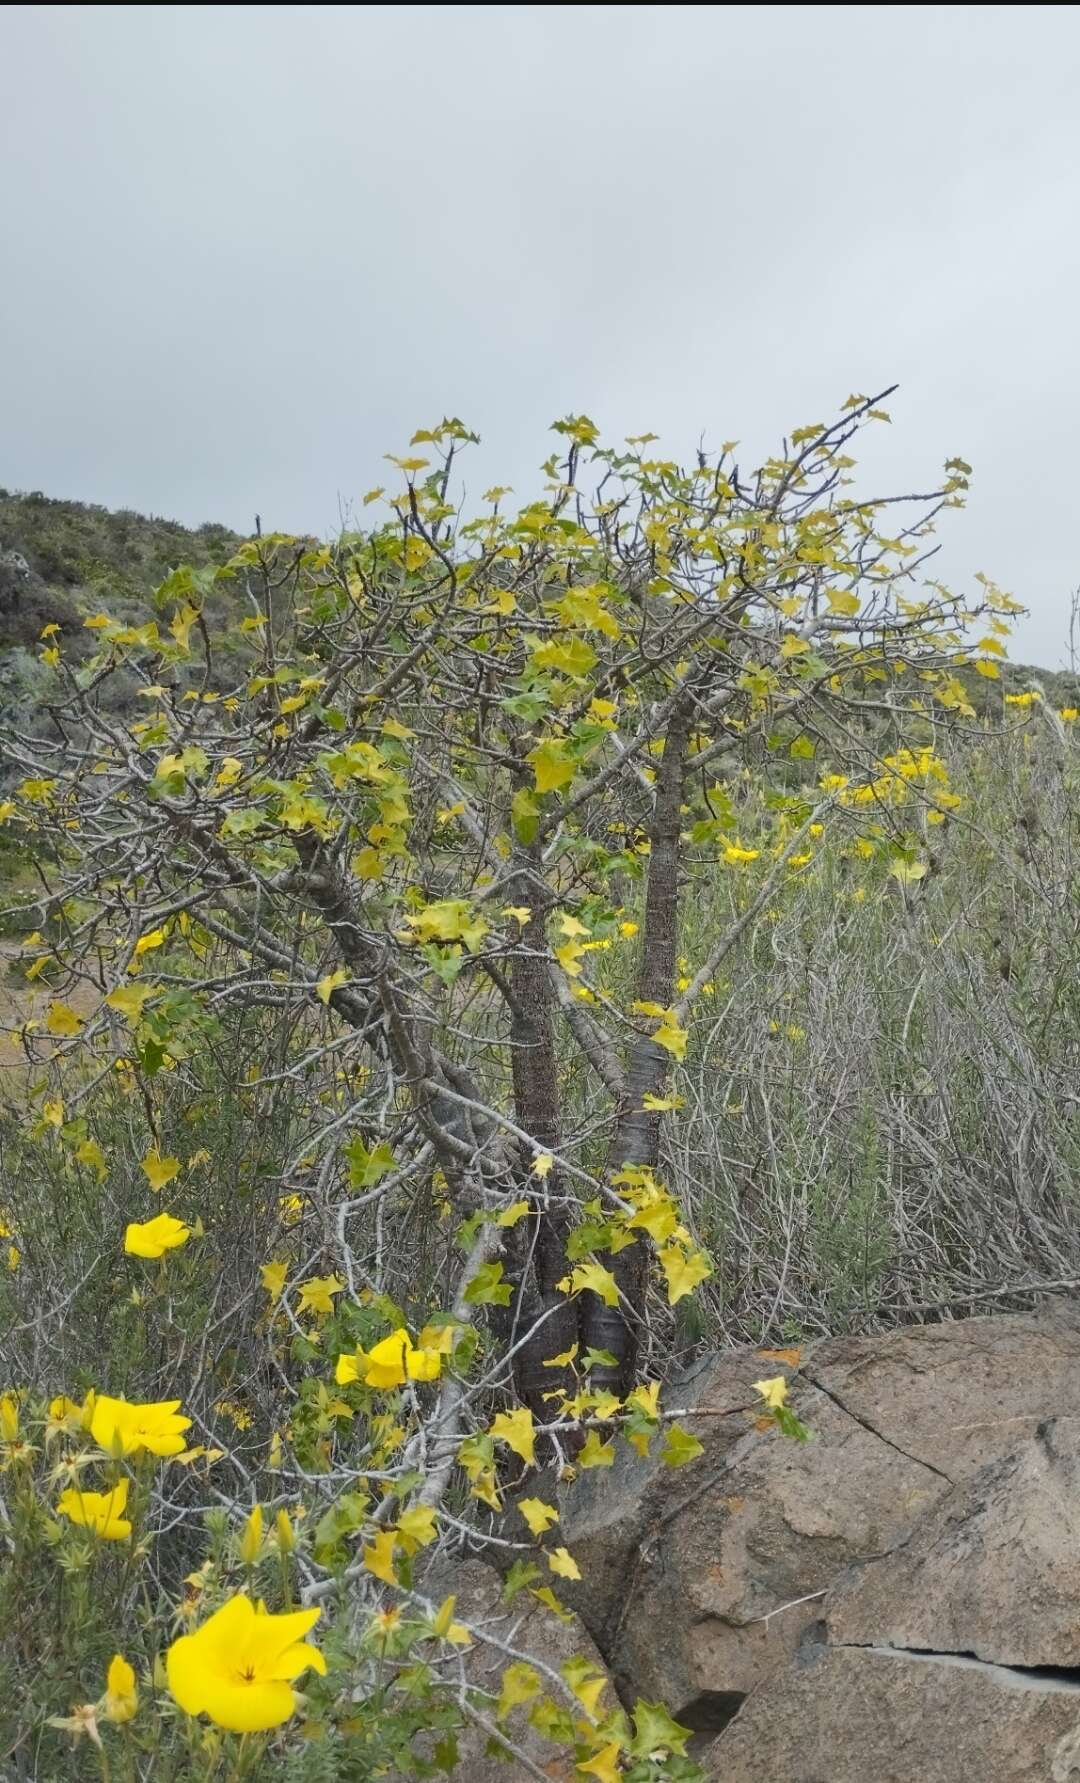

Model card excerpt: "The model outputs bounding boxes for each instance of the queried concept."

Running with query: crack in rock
[834,1643,1080,1695]
[805,1372,956,1486]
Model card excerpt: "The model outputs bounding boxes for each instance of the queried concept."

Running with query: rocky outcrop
[541,1306,1080,1775]
[422,1310,1080,1776]
[549,1309,1080,1726]
[0,545,79,647]
[711,1409,1080,1778]
[705,1641,1080,1783]
[552,1341,943,1716]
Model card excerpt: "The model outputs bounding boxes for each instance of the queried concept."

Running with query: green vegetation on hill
[0,493,250,736]
[0,488,239,614]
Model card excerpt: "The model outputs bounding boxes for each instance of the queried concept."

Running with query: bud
[275,1508,295,1554]
[101,1654,138,1725]
[239,1503,263,1566]
[0,1393,18,1443]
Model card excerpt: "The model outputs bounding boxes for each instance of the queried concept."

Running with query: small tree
[0,390,1016,1775]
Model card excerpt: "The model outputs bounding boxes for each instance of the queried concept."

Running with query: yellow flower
[721,840,759,865]
[753,1375,789,1410]
[56,1478,132,1541]
[86,1392,191,1458]
[124,1212,191,1259]
[364,1328,442,1389]
[166,1593,325,1733]
[46,1395,82,1436]
[102,1654,138,1723]
[1061,707,1078,722]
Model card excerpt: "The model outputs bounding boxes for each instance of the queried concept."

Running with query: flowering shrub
[0,395,1027,1777]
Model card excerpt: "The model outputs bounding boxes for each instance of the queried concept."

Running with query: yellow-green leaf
[141,1149,181,1193]
[497,1662,541,1719]
[46,1002,83,1037]
[491,1406,535,1466]
[518,1497,560,1536]
[528,739,576,796]
[106,982,158,1021]
[657,1243,712,1304]
[397,1504,439,1548]
[317,969,349,1005]
[260,1260,288,1300]
[495,1200,530,1228]
[547,1546,582,1581]
[575,1742,623,1782]
[577,1431,616,1469]
[661,1423,704,1467]
[559,1262,619,1307]
[362,1529,399,1586]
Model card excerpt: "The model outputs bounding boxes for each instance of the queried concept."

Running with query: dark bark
[583,700,694,1391]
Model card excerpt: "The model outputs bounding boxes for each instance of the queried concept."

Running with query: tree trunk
[583,701,693,1391]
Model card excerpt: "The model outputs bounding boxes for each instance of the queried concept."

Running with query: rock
[552,1308,1080,1720]
[557,1347,942,1718]
[702,1641,1080,1783]
[397,1558,612,1781]
[809,1307,1080,1479]
[828,1417,1080,1668]
[0,547,79,647]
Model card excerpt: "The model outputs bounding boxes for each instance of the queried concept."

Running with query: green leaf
[511,785,541,843]
[463,1261,513,1306]
[661,1422,704,1467]
[629,1698,693,1759]
[502,687,551,722]
[503,1559,543,1601]
[344,1137,396,1189]
[775,1405,813,1443]
[434,1734,459,1774]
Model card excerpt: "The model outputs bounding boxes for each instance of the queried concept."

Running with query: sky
[2,3,1079,665]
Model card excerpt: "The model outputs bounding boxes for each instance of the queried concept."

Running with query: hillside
[0,490,244,716]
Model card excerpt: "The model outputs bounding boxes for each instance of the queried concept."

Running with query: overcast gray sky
[2,4,1078,664]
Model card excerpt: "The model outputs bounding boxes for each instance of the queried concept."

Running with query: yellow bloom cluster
[52,1393,193,1540]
